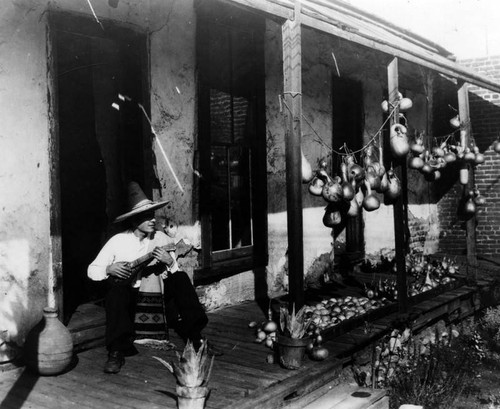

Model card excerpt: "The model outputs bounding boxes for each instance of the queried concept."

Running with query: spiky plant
[153,340,214,387]
[279,304,312,339]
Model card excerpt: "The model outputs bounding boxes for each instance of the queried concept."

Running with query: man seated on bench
[88,181,221,374]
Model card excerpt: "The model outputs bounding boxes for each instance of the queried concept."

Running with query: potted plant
[276,304,312,369]
[153,340,214,409]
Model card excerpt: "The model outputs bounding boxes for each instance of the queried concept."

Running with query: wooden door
[52,13,150,320]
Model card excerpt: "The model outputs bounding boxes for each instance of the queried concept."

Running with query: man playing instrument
[88,181,220,374]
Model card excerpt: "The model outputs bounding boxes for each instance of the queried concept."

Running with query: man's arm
[88,236,119,281]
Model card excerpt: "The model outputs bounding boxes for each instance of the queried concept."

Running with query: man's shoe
[104,351,125,374]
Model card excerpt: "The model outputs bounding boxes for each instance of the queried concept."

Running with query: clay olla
[23,307,74,376]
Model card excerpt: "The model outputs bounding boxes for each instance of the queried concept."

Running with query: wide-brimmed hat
[113,181,170,223]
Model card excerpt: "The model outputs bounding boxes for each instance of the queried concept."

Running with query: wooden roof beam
[224,0,500,93]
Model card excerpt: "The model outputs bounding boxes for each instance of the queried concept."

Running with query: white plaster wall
[0,0,201,343]
[0,0,52,345]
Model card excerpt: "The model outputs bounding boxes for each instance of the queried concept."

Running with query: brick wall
[442,56,500,257]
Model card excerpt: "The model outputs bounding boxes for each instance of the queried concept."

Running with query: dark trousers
[105,271,207,353]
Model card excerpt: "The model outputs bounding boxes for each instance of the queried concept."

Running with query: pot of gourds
[277,304,312,370]
[153,340,214,409]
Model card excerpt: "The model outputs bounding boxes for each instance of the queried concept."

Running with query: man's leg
[104,283,138,373]
[163,271,208,348]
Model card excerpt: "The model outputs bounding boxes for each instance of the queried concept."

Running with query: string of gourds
[302,92,500,227]
[303,93,411,228]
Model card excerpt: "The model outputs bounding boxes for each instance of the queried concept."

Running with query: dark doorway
[332,76,365,263]
[52,14,150,321]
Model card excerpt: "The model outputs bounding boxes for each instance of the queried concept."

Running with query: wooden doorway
[50,13,150,322]
[332,76,365,263]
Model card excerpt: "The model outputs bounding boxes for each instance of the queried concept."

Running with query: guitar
[110,239,193,286]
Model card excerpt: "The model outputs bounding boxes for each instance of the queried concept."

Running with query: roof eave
[223,0,500,93]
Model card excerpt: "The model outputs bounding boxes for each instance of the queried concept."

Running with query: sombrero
[114,181,170,223]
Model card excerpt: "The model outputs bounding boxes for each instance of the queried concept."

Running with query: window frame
[194,3,268,283]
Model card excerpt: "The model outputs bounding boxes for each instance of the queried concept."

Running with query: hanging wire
[281,95,402,157]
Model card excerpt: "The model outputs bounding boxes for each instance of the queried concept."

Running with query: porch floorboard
[0,271,498,409]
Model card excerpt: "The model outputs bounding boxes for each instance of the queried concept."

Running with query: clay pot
[277,335,310,370]
[176,385,209,409]
[23,307,74,376]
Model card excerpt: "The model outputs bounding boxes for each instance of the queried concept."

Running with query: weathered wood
[46,15,64,316]
[282,0,305,310]
[387,57,409,314]
[222,0,500,93]
[224,357,343,409]
[457,81,478,281]
[0,283,493,409]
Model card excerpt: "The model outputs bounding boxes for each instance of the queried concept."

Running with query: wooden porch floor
[0,260,498,409]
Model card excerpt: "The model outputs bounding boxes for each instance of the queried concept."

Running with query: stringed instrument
[111,239,193,286]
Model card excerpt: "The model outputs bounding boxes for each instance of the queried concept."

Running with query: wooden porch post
[282,0,304,310]
[387,58,409,313]
[457,81,478,281]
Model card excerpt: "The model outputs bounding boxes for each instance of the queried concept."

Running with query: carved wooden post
[387,58,408,313]
[282,0,304,310]
[457,81,477,281]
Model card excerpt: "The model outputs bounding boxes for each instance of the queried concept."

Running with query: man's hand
[153,246,174,267]
[106,262,132,280]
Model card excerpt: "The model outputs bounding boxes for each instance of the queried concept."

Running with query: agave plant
[153,340,214,387]
[279,304,312,339]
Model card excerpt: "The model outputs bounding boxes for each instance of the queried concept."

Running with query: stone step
[67,303,106,352]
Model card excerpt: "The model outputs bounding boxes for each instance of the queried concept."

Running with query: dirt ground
[455,353,500,409]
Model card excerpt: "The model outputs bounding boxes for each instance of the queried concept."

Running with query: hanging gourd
[308,176,325,196]
[472,187,486,206]
[385,167,402,201]
[340,162,355,201]
[449,115,460,129]
[463,196,477,216]
[463,147,476,163]
[494,139,500,154]
[459,165,469,185]
[322,175,344,203]
[432,142,446,158]
[323,204,342,227]
[399,97,413,112]
[347,196,360,217]
[410,134,425,155]
[409,155,424,170]
[378,172,389,193]
[472,146,485,165]
[362,180,380,212]
[389,124,409,158]
[365,166,381,191]
[346,155,365,185]
[443,148,456,163]
[301,149,314,183]
[474,194,486,206]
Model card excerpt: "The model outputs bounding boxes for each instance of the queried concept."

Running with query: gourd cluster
[306,149,403,228]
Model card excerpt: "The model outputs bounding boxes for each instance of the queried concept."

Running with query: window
[196,3,267,280]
